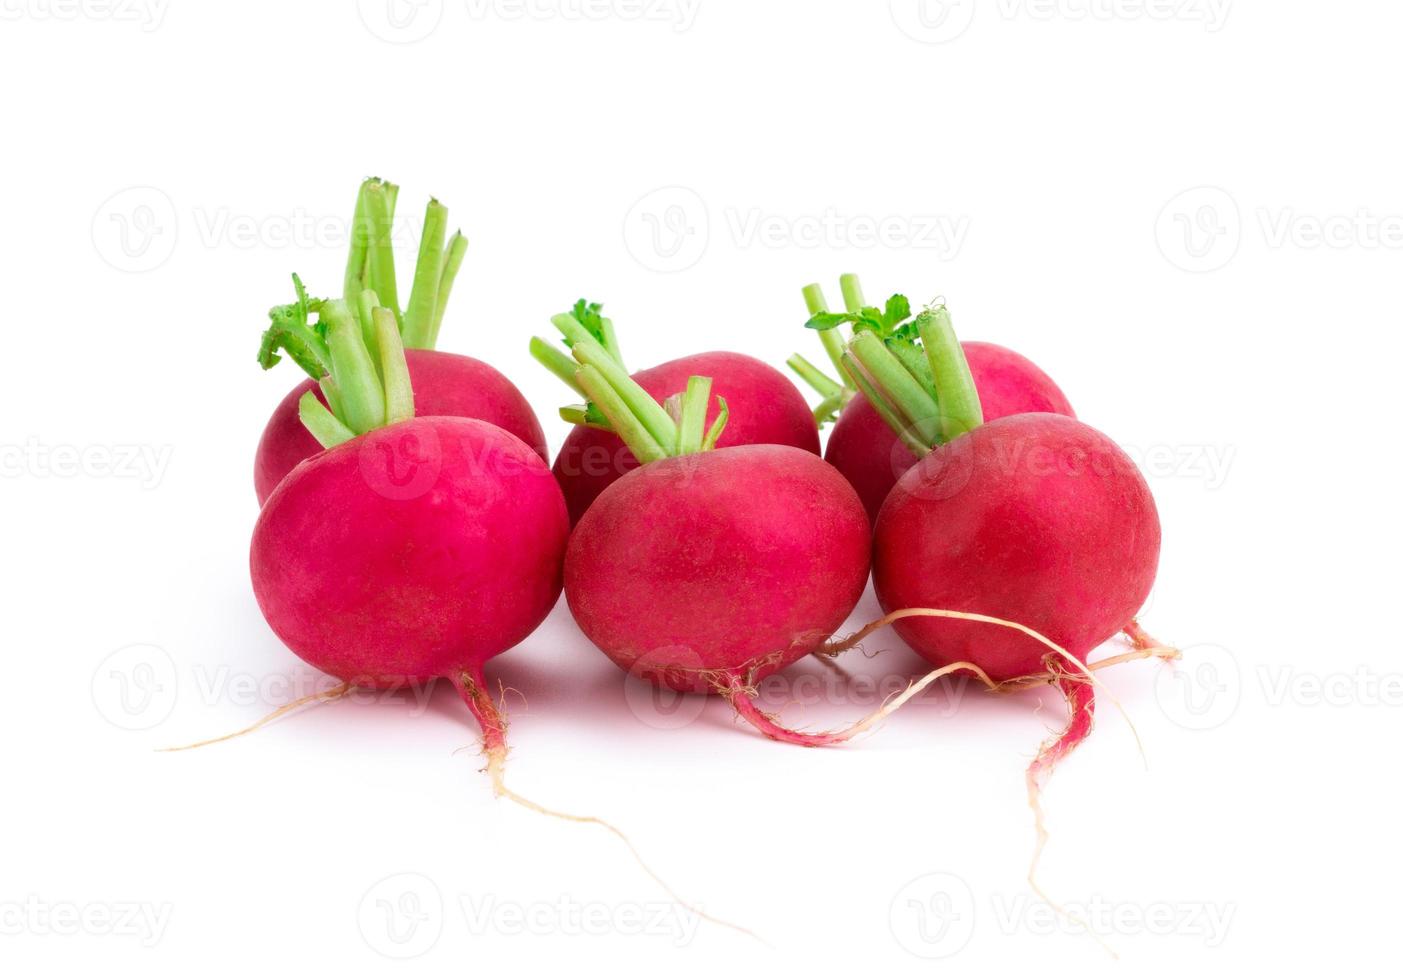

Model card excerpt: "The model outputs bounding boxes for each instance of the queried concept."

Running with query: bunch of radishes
[243,180,1171,897]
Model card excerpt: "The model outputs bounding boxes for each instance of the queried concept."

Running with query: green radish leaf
[571,299,609,346]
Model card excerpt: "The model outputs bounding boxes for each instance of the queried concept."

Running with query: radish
[789,274,1074,522]
[532,301,819,525]
[250,286,569,768]
[253,178,545,505]
[814,298,1163,773]
[541,331,870,737]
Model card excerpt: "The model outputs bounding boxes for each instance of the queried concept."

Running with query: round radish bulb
[251,265,572,766]
[535,331,868,745]
[872,412,1159,682]
[255,349,546,506]
[253,416,567,691]
[551,351,819,525]
[565,444,869,693]
[826,341,1074,523]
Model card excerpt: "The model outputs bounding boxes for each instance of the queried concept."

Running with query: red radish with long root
[253,179,546,505]
[533,319,872,717]
[531,301,820,525]
[787,273,1074,523]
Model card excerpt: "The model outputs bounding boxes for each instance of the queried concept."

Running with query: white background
[2,1,1398,976]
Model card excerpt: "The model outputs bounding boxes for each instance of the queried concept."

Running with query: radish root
[156,680,353,752]
[454,669,762,945]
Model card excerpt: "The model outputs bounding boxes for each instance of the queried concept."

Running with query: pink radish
[532,301,819,525]
[253,178,544,505]
[788,274,1073,522]
[538,329,870,737]
[251,293,568,765]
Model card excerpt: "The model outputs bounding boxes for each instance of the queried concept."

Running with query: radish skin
[252,417,568,690]
[552,352,820,526]
[254,349,546,506]
[826,341,1074,524]
[564,445,870,694]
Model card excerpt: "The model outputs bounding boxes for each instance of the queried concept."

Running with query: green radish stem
[361,181,400,323]
[375,307,415,425]
[531,337,586,395]
[842,300,985,455]
[428,231,469,349]
[536,305,728,461]
[676,377,711,455]
[919,304,984,442]
[839,272,866,314]
[401,199,449,350]
[322,300,385,436]
[298,392,356,448]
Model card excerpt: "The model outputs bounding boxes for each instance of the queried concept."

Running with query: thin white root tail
[156,681,353,752]
[480,734,763,944]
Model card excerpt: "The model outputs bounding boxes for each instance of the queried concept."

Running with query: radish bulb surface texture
[250,286,569,768]
[820,296,1165,774]
[789,274,1074,523]
[531,300,819,525]
[539,325,870,743]
[253,178,545,505]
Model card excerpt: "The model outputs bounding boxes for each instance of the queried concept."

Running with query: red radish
[540,330,869,737]
[255,348,545,505]
[872,412,1159,683]
[820,299,1162,771]
[532,302,819,525]
[789,274,1073,522]
[251,294,568,750]
[253,178,544,505]
[826,344,1073,524]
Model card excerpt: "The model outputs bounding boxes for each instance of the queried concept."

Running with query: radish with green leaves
[532,302,819,526]
[809,297,1162,774]
[253,179,545,505]
[251,286,569,772]
[540,326,870,742]
[789,274,1074,523]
